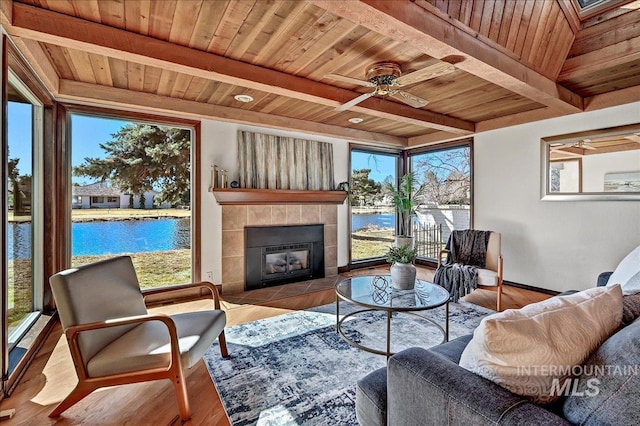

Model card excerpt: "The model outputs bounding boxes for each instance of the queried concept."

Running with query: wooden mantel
[211,188,348,205]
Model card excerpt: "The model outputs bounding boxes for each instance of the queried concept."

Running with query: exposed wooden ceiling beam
[10,36,59,94]
[408,132,461,146]
[476,107,571,133]
[560,35,640,81]
[56,79,408,147]
[7,2,473,134]
[585,84,640,110]
[312,0,584,114]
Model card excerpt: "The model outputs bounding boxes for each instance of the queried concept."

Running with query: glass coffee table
[335,275,450,358]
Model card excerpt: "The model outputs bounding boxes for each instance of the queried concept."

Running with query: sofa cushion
[622,292,640,325]
[606,245,640,295]
[429,334,472,363]
[459,285,622,404]
[356,367,387,426]
[477,268,498,286]
[563,317,640,425]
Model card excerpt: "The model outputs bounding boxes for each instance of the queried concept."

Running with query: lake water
[352,213,394,231]
[7,218,190,260]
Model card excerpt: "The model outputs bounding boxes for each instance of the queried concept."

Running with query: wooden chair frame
[438,250,504,311]
[50,281,229,420]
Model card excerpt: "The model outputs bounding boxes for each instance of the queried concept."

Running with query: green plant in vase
[385,244,418,290]
[384,172,426,248]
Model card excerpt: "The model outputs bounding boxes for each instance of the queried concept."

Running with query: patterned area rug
[204,300,493,426]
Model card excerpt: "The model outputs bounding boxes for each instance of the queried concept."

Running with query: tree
[8,151,32,215]
[350,169,383,207]
[73,124,191,206]
[414,148,470,206]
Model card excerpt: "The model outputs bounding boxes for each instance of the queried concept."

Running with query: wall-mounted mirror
[541,124,640,200]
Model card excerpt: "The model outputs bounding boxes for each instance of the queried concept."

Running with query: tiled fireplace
[221,204,338,293]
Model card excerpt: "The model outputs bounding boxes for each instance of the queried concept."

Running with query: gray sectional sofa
[356,272,640,425]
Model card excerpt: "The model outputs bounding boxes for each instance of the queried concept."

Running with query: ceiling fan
[325,61,456,111]
[551,139,598,153]
[624,133,640,143]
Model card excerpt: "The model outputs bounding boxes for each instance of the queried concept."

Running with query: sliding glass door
[409,143,472,260]
[5,73,43,365]
[350,149,400,262]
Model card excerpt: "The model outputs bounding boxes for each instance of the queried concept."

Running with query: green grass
[8,249,191,329]
[71,249,192,290]
[351,229,395,260]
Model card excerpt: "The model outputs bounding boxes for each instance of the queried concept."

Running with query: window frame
[407,138,474,268]
[61,105,202,282]
[348,143,402,267]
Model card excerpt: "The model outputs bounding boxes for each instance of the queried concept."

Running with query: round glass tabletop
[335,275,450,312]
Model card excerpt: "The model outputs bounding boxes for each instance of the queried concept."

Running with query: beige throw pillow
[459,285,622,404]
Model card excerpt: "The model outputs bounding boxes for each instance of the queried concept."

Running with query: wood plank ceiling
[4,0,640,147]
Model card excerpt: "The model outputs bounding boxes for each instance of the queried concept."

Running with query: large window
[70,113,194,288]
[350,148,400,262]
[409,142,472,260]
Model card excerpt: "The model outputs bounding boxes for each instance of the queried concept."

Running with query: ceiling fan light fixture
[234,94,254,103]
[348,117,364,124]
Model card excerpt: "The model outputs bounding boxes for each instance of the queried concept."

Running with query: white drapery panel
[238,131,335,190]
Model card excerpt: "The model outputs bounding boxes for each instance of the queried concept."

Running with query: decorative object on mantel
[386,244,418,290]
[238,131,334,190]
[219,168,228,188]
[211,188,347,205]
[230,180,240,188]
[210,165,218,190]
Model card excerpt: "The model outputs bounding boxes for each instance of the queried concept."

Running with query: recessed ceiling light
[234,94,254,103]
[348,117,364,124]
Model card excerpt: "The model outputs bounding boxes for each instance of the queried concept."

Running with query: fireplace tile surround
[221,204,338,293]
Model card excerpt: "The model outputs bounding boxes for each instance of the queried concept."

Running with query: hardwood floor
[2,267,550,426]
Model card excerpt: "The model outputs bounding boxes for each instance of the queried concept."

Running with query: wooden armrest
[438,249,450,268]
[142,281,222,310]
[65,313,181,379]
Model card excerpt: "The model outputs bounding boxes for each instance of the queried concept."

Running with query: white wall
[474,102,640,292]
[199,120,349,283]
[582,150,640,192]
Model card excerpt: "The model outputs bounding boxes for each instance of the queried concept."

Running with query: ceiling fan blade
[324,73,375,87]
[624,134,640,143]
[395,62,456,86]
[336,91,375,111]
[582,144,597,150]
[389,90,429,108]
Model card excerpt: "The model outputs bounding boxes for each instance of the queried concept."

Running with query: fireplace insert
[245,224,324,290]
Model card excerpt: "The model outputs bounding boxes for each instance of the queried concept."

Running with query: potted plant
[385,244,418,290]
[384,172,426,248]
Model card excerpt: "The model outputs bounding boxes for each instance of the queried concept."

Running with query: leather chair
[49,255,229,421]
[437,231,504,311]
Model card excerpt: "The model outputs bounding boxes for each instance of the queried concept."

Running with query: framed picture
[604,171,640,192]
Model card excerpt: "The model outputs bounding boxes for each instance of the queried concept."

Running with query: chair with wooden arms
[437,231,504,311]
[48,255,229,421]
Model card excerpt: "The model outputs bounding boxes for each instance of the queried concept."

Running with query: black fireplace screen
[245,225,324,290]
[265,244,310,275]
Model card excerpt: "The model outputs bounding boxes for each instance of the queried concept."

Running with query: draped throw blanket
[434,230,492,303]
[237,131,334,190]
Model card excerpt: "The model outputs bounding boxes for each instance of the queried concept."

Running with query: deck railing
[414,222,443,259]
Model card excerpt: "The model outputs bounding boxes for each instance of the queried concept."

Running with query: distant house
[72,182,169,209]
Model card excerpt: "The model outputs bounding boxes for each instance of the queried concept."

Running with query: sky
[351,150,396,183]
[8,103,129,183]
[70,114,129,184]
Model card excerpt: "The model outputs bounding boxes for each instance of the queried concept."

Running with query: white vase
[390,262,416,290]
[395,236,414,248]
